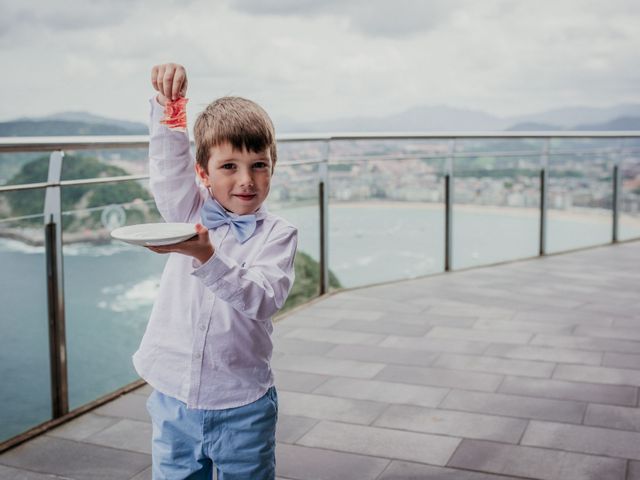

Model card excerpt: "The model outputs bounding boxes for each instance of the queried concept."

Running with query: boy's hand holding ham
[151,63,188,105]
[147,223,214,264]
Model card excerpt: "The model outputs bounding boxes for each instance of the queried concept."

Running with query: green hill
[2,154,152,229]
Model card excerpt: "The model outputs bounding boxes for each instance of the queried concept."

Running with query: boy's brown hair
[193,96,277,173]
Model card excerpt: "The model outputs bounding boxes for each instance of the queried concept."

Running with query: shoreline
[2,202,640,247]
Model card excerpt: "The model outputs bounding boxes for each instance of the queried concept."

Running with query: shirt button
[195,352,202,359]
[199,324,206,331]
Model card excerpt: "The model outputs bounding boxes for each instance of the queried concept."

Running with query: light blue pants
[146,387,278,480]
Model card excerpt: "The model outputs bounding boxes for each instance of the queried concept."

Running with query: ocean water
[1,203,639,442]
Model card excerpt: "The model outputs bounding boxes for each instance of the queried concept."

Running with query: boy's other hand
[146,224,214,264]
[151,63,188,106]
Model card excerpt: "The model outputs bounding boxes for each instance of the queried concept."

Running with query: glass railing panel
[269,152,323,308]
[546,139,616,253]
[0,186,51,443]
[328,139,446,288]
[452,139,542,269]
[619,140,640,241]
[58,148,149,181]
[61,178,165,410]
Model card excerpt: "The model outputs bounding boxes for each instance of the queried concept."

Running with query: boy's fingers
[172,68,187,100]
[162,64,176,100]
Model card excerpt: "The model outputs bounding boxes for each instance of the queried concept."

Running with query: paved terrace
[2,240,640,480]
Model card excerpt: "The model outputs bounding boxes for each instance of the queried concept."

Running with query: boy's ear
[195,163,210,186]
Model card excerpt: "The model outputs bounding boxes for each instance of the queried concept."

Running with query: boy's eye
[221,163,235,170]
[253,162,268,169]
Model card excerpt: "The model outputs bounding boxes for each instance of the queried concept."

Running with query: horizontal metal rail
[2,131,640,153]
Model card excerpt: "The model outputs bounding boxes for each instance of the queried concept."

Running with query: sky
[1,0,639,129]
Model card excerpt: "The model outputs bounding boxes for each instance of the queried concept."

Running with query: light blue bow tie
[201,197,257,244]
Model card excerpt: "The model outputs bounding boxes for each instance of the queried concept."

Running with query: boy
[133,63,297,479]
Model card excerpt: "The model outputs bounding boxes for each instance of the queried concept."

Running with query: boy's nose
[238,170,254,187]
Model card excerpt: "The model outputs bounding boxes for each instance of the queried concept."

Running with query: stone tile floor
[2,240,640,479]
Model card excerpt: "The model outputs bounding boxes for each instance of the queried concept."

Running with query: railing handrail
[1,131,640,152]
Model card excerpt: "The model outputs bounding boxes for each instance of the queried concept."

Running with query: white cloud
[0,0,638,127]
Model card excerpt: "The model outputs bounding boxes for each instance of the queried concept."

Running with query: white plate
[110,223,197,246]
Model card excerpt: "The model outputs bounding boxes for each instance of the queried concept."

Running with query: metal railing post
[539,139,550,256]
[44,150,69,418]
[318,141,330,295]
[444,140,455,271]
[612,163,621,243]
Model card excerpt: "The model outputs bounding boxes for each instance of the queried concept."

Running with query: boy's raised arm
[148,63,202,223]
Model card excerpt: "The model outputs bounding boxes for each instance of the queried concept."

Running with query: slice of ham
[160,97,188,131]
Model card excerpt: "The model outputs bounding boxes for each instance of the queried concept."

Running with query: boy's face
[196,142,273,215]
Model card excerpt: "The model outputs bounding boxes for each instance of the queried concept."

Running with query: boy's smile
[196,142,273,216]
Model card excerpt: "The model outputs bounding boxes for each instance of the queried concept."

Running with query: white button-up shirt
[132,97,297,409]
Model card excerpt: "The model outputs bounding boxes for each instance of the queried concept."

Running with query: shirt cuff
[191,251,246,310]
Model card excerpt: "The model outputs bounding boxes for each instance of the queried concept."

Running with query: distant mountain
[16,111,148,133]
[506,121,562,131]
[277,103,640,133]
[574,116,640,131]
[506,116,640,132]
[277,105,508,133]
[0,120,147,137]
[1,111,147,137]
[508,104,640,129]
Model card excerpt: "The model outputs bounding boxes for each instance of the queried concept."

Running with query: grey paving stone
[381,312,477,328]
[276,415,319,444]
[379,335,490,354]
[92,392,151,423]
[0,436,151,480]
[532,333,640,354]
[377,461,524,480]
[274,370,330,393]
[441,389,586,424]
[512,310,613,327]
[279,313,342,328]
[376,364,503,392]
[300,307,386,322]
[331,318,432,336]
[433,353,555,378]
[278,391,387,425]
[425,326,532,345]
[273,337,337,356]
[309,297,423,314]
[84,419,152,455]
[0,464,70,479]
[521,420,640,460]
[271,354,385,379]
[130,466,152,480]
[374,404,527,443]
[298,420,460,466]
[584,404,640,432]
[276,443,389,480]
[448,439,626,480]
[427,304,515,319]
[603,352,640,369]
[554,364,640,387]
[484,344,603,366]
[575,325,640,341]
[130,384,153,396]
[313,377,449,408]
[498,376,637,407]
[46,413,120,441]
[283,327,386,346]
[474,318,573,334]
[325,344,439,368]
[629,461,640,480]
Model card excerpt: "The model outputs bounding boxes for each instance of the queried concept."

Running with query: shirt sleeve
[148,95,203,223]
[191,225,298,321]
